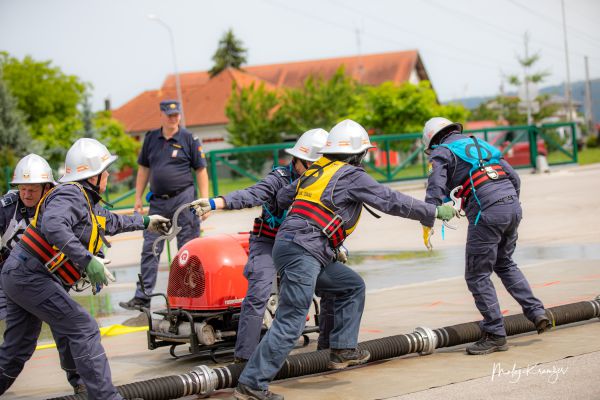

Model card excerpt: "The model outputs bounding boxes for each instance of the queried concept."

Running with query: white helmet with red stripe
[59,138,118,182]
[285,128,328,162]
[11,154,56,185]
[422,117,463,152]
[319,119,374,154]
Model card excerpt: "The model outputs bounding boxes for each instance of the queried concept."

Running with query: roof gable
[115,50,430,133]
[113,68,272,132]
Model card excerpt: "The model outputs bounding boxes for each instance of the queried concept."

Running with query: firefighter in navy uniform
[0,154,87,394]
[421,117,551,355]
[190,128,339,363]
[0,139,170,399]
[232,119,458,400]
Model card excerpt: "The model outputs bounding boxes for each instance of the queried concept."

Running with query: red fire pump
[143,232,321,359]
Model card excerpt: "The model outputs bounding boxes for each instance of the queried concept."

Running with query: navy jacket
[425,132,520,219]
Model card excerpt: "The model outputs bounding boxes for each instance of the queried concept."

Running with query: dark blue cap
[160,100,181,115]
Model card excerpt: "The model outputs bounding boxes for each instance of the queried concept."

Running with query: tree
[225,81,281,174]
[209,29,247,77]
[354,81,468,150]
[94,111,140,170]
[0,52,87,165]
[276,67,361,134]
[506,32,550,124]
[81,93,95,138]
[0,71,31,193]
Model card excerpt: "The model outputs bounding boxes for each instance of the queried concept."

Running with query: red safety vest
[288,157,360,248]
[457,164,507,201]
[20,182,106,286]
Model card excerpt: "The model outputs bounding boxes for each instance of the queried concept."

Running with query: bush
[586,134,598,148]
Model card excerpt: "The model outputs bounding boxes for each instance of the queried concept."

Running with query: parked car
[487,130,547,167]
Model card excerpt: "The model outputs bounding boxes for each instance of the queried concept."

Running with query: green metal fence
[0,123,579,202]
[206,122,578,196]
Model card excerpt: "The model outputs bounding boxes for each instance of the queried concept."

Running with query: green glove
[436,205,458,221]
[85,256,108,286]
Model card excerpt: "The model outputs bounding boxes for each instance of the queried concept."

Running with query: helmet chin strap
[292,157,310,172]
[86,172,114,208]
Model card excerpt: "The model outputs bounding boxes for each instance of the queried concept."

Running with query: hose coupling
[190,364,218,397]
[414,326,437,355]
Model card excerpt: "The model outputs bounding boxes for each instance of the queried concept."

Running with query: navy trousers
[0,252,122,400]
[234,239,277,360]
[238,240,365,390]
[136,185,199,300]
[1,264,83,389]
[465,196,545,336]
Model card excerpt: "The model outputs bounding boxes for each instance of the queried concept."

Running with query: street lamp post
[147,14,186,127]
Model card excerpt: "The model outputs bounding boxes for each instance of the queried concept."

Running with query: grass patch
[578,147,600,165]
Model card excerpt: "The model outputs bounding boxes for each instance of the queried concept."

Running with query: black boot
[233,383,284,400]
[534,314,551,334]
[119,297,150,311]
[328,348,371,370]
[466,332,508,355]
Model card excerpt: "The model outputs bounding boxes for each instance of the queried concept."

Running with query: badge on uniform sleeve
[198,145,205,158]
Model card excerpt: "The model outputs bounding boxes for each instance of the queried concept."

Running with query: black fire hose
[49,297,600,400]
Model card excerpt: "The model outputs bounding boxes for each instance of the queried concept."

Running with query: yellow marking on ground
[35,324,148,350]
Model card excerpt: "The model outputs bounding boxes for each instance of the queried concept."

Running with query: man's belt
[20,226,82,286]
[289,200,346,248]
[153,188,186,200]
[251,218,279,239]
[458,164,507,201]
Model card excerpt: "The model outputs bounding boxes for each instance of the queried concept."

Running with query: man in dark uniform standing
[120,100,209,310]
[421,117,551,355]
[0,154,85,394]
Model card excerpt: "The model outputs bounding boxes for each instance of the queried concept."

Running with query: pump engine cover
[167,233,249,310]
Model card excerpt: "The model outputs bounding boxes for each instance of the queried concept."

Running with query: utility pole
[148,14,186,127]
[523,32,533,125]
[354,25,364,81]
[561,0,573,122]
[584,56,596,136]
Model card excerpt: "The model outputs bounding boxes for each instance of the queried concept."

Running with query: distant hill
[447,79,600,123]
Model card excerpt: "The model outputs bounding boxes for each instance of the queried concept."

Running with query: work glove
[190,198,213,217]
[435,205,459,221]
[91,258,116,294]
[422,225,434,251]
[85,255,109,287]
[144,215,172,235]
[101,258,116,283]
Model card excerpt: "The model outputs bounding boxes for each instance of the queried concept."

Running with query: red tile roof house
[112,50,434,152]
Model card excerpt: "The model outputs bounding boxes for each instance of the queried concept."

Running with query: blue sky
[1,0,599,110]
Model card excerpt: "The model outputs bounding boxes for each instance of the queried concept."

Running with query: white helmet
[285,128,328,162]
[319,119,374,154]
[11,154,56,185]
[59,138,118,182]
[422,117,462,151]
